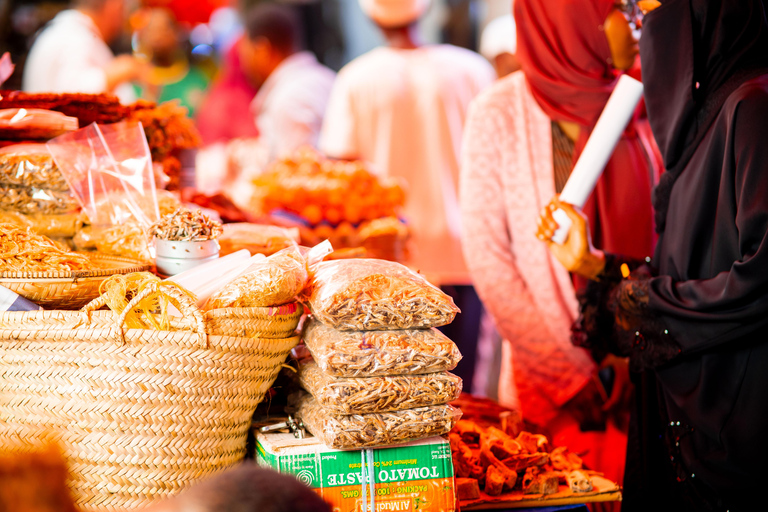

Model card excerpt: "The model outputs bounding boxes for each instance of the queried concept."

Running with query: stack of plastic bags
[297,258,464,450]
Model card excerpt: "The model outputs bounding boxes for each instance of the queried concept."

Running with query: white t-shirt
[319,45,494,284]
[251,52,336,161]
[22,10,136,103]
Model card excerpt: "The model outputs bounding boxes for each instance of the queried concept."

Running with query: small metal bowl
[154,238,220,277]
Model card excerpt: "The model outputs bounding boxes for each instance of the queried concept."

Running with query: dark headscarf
[515,0,657,261]
[641,0,768,232]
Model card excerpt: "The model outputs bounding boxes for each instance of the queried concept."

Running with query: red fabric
[514,0,657,262]
[195,39,261,145]
[143,0,226,26]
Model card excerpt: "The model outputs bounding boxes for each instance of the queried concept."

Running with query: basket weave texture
[0,254,152,310]
[0,284,300,511]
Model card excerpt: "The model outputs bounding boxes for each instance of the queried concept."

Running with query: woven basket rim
[0,253,151,280]
[205,302,302,317]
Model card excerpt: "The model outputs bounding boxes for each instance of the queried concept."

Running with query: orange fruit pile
[252,148,405,226]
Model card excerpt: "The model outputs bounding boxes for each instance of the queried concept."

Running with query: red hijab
[515,0,659,262]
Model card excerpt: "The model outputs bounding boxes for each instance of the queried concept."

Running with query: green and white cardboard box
[256,432,457,512]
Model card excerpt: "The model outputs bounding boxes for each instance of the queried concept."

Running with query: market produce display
[449,417,621,508]
[306,258,459,331]
[302,317,462,377]
[297,256,464,452]
[299,360,462,414]
[0,224,90,272]
[252,148,404,225]
[148,207,222,241]
[205,246,308,309]
[250,148,409,261]
[0,144,69,190]
[297,394,462,450]
[217,223,299,257]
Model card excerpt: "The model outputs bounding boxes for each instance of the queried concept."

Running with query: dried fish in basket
[302,317,462,377]
[299,361,462,414]
[307,258,459,330]
[297,394,462,450]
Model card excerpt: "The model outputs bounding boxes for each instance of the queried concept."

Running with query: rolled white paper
[551,74,644,244]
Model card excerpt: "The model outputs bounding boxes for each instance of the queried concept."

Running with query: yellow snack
[205,246,308,309]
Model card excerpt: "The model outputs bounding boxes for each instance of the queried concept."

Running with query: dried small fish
[297,394,462,450]
[302,317,462,377]
[205,246,307,309]
[148,207,223,242]
[0,185,78,214]
[0,150,70,191]
[299,361,462,414]
[307,259,459,331]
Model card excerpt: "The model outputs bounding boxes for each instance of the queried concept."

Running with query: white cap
[359,0,431,28]
[479,14,517,61]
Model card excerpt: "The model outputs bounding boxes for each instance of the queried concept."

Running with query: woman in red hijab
[460,0,661,497]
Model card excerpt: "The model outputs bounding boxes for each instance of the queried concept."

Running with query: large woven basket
[0,283,300,511]
[0,254,151,310]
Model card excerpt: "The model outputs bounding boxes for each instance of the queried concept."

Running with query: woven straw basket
[0,283,301,511]
[0,254,152,310]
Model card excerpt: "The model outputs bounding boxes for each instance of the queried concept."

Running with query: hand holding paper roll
[537,197,606,280]
[548,75,645,244]
[536,74,643,279]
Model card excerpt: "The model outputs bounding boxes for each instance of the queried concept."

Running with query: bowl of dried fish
[150,207,223,277]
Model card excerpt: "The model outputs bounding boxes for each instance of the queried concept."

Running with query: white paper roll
[551,75,644,244]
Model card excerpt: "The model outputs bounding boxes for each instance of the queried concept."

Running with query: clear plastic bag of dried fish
[0,185,79,215]
[205,245,308,309]
[306,259,459,330]
[302,317,462,377]
[0,144,70,191]
[297,394,463,450]
[299,360,462,414]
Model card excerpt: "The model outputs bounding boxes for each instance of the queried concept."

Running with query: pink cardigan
[460,71,595,426]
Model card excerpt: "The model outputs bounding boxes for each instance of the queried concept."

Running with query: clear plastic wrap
[0,144,69,190]
[72,223,151,262]
[46,121,159,229]
[297,394,463,450]
[0,210,84,238]
[204,245,307,309]
[218,223,300,257]
[307,259,459,330]
[0,108,78,139]
[299,361,462,414]
[0,185,79,215]
[301,317,462,377]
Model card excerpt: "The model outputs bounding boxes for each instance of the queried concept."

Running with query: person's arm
[539,90,768,370]
[460,96,595,409]
[644,94,768,355]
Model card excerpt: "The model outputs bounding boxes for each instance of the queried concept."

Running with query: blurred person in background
[459,0,662,495]
[22,0,145,104]
[197,3,335,207]
[479,14,520,79]
[132,8,210,117]
[143,462,331,512]
[319,0,495,392]
[241,3,335,161]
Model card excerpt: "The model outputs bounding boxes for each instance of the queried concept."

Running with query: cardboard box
[256,432,457,512]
